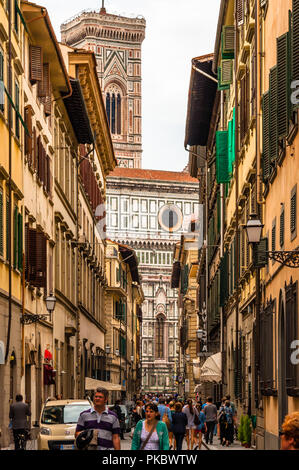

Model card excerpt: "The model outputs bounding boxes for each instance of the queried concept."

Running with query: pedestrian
[182,399,199,450]
[226,394,237,440]
[157,397,172,429]
[75,387,120,450]
[280,412,299,450]
[194,403,206,450]
[168,401,176,450]
[171,402,188,451]
[131,402,169,450]
[9,394,31,450]
[219,400,234,446]
[113,399,125,440]
[203,397,217,445]
[218,397,227,445]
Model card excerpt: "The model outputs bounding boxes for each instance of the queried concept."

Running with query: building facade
[60,6,146,169]
[106,168,199,395]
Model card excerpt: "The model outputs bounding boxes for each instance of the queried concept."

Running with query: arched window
[105,84,122,135]
[155,315,164,359]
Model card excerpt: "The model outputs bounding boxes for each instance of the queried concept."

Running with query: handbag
[140,423,157,450]
[194,412,200,426]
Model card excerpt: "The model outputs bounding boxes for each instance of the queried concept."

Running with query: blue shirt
[157,404,172,423]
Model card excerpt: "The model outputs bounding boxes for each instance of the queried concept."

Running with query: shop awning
[85,377,126,392]
[199,352,222,383]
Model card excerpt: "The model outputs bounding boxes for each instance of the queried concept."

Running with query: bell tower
[61,5,146,169]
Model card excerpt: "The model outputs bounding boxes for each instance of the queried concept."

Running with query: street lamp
[196,329,204,340]
[244,214,299,268]
[244,214,264,244]
[46,294,56,315]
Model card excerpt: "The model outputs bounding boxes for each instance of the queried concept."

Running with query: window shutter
[277,33,290,139]
[0,187,3,256]
[291,187,297,234]
[216,130,230,183]
[262,91,270,182]
[222,26,235,58]
[35,231,47,289]
[46,155,50,194]
[292,0,299,85]
[240,74,246,141]
[0,49,4,113]
[29,45,43,84]
[217,67,230,91]
[37,63,48,98]
[272,220,276,252]
[13,205,18,269]
[269,66,278,163]
[220,59,233,86]
[280,207,285,247]
[28,228,37,283]
[220,252,229,306]
[24,105,33,164]
[285,280,297,393]
[6,196,9,260]
[18,212,23,271]
[32,127,37,170]
[251,44,256,116]
[252,237,268,267]
[237,0,244,26]
[25,223,29,281]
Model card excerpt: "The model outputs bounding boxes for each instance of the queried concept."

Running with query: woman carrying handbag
[131,402,169,450]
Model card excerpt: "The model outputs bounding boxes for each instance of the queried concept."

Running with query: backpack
[218,410,227,424]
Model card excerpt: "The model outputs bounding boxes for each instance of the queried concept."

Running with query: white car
[38,399,92,450]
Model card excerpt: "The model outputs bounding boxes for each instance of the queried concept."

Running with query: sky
[38,0,220,172]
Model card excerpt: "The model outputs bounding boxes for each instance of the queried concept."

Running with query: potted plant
[243,415,252,448]
[238,414,245,445]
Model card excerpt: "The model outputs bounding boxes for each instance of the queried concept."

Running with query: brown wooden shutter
[46,155,50,194]
[35,231,47,289]
[28,228,37,283]
[32,127,37,170]
[38,63,49,98]
[29,45,43,84]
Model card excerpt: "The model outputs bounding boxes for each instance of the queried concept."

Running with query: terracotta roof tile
[108,167,198,183]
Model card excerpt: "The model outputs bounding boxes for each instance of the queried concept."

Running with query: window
[260,299,275,395]
[272,219,276,255]
[155,315,164,359]
[105,84,122,135]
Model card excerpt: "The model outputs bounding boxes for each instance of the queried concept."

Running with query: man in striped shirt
[75,387,121,450]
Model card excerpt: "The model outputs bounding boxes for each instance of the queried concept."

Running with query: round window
[158,204,183,233]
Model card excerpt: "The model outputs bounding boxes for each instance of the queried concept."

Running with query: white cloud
[38,0,220,171]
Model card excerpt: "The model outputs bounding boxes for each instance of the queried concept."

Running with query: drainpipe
[5,0,12,364]
[220,90,225,392]
[234,1,240,402]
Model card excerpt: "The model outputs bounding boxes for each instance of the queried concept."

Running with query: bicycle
[13,429,33,450]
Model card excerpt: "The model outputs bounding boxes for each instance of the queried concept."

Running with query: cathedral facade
[61,5,145,169]
[106,168,199,395]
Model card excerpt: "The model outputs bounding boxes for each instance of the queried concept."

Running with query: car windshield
[41,404,90,425]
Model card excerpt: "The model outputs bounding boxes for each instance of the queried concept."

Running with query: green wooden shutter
[217,67,230,91]
[220,252,229,307]
[6,197,9,260]
[18,212,23,271]
[269,66,278,162]
[220,59,233,86]
[221,26,235,59]
[13,205,18,269]
[0,188,3,256]
[277,32,290,139]
[216,131,230,183]
[262,92,270,182]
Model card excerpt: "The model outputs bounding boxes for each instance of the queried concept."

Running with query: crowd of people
[7,389,299,451]
[129,393,237,450]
